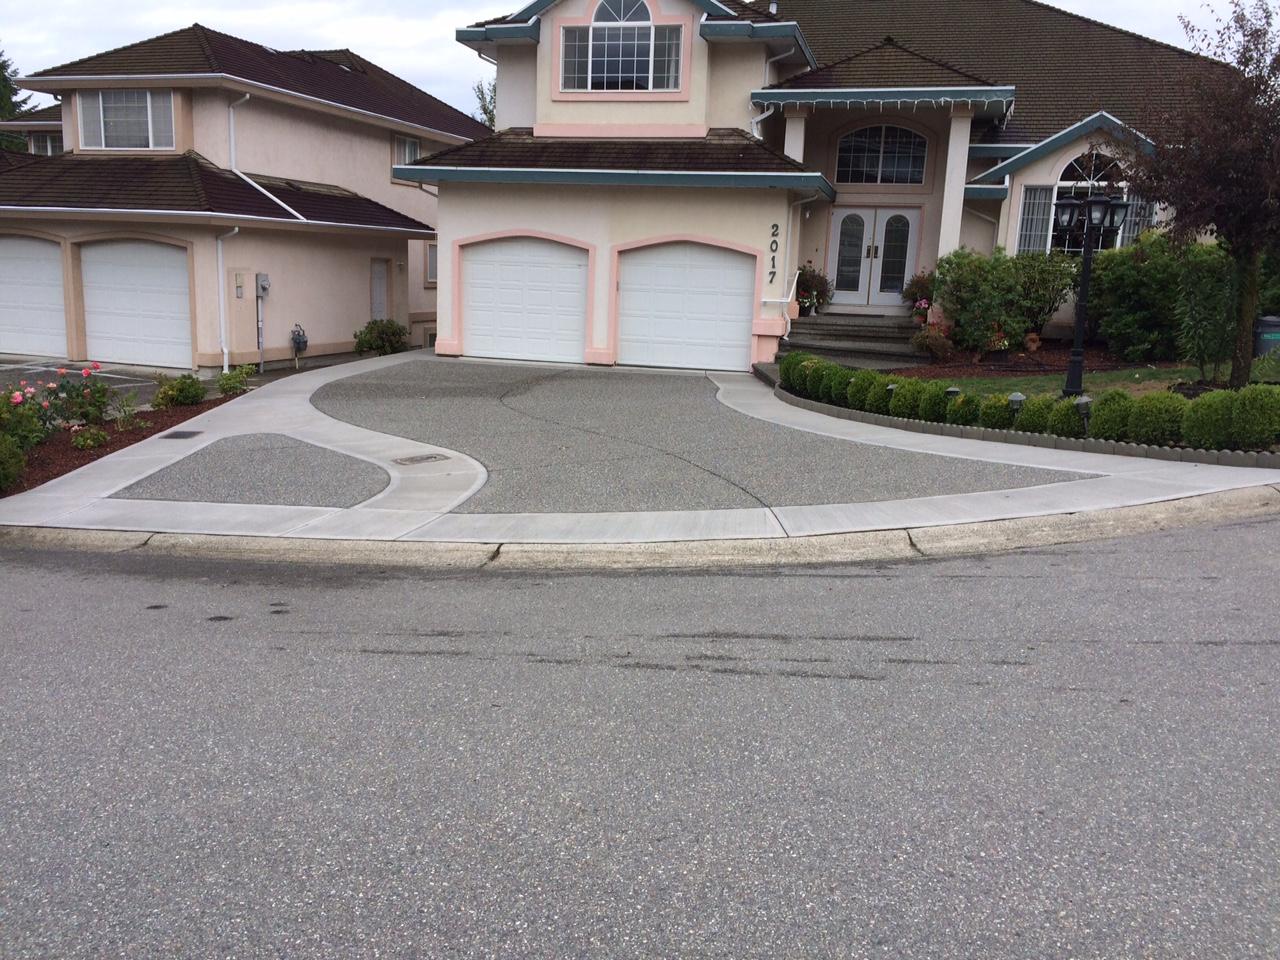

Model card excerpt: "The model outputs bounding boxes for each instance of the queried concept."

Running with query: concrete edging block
[1081,438,1115,455]
[1147,446,1181,462]
[1028,434,1056,448]
[1255,451,1280,469]
[1054,437,1086,452]
[1219,450,1257,468]
[1181,449,1220,465]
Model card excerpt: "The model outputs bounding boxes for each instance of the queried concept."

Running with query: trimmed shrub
[1087,389,1135,441]
[217,364,255,397]
[863,375,898,415]
[0,433,24,493]
[917,381,951,423]
[820,366,856,407]
[888,378,926,420]
[945,393,981,426]
[978,394,1017,430]
[1012,251,1077,336]
[1231,384,1280,450]
[354,318,409,356]
[1182,390,1238,450]
[153,373,207,409]
[933,247,1023,352]
[1091,232,1182,362]
[804,359,838,400]
[1127,392,1189,446]
[1046,397,1087,438]
[1013,394,1056,434]
[778,352,814,392]
[846,369,881,411]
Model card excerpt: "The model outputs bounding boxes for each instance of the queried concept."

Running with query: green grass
[897,366,1200,398]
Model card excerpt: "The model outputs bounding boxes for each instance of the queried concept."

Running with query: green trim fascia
[968,143,1032,159]
[973,111,1154,184]
[964,184,1008,200]
[511,0,732,20]
[751,86,1016,108]
[393,164,836,199]
[456,21,541,44]
[700,22,818,70]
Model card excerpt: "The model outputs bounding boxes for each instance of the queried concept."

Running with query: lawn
[897,365,1201,398]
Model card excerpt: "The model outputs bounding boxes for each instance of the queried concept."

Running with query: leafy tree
[0,43,32,151]
[472,77,496,129]
[1122,1,1280,387]
[1176,242,1236,382]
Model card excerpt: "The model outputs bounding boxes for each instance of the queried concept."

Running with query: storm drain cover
[394,453,449,465]
[161,430,203,439]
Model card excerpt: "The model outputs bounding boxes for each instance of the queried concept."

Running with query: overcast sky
[3,0,1230,118]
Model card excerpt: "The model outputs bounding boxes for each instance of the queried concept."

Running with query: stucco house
[0,104,66,155]
[0,25,489,371]
[394,0,1202,371]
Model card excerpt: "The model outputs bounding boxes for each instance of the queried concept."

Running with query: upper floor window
[79,90,174,150]
[393,135,421,168]
[562,0,682,92]
[30,133,63,156]
[836,125,927,185]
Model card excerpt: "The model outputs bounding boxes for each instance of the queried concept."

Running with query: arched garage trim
[606,235,770,369]
[0,231,73,360]
[445,230,596,360]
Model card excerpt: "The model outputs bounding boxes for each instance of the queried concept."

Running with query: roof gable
[504,0,736,21]
[771,37,997,89]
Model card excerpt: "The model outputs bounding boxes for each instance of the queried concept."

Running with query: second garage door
[0,236,66,358]
[618,242,756,371]
[462,237,587,363]
[82,241,192,368]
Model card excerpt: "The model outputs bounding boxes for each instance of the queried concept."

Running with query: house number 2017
[768,223,780,284]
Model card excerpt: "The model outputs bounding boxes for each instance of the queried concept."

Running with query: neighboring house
[0,25,489,370]
[0,105,66,155]
[394,0,1204,371]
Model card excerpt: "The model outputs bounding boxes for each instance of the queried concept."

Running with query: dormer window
[78,90,174,150]
[562,0,682,92]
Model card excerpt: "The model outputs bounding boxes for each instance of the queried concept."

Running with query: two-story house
[0,105,66,155]
[395,0,1205,372]
[0,25,489,370]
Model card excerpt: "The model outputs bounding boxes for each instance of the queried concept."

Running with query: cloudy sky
[4,0,1229,118]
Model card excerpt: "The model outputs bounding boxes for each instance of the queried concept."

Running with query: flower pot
[798,303,813,318]
[986,349,1011,363]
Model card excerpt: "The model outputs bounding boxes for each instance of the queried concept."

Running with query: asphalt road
[1,518,1277,959]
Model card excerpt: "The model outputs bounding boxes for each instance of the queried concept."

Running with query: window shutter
[150,90,174,148]
[79,92,103,148]
[1016,186,1053,254]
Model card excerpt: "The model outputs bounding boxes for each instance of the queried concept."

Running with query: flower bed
[776,352,1280,466]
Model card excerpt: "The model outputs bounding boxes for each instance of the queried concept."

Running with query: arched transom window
[1016,151,1155,255]
[562,0,683,92]
[836,125,927,185]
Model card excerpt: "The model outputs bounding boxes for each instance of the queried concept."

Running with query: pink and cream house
[397,0,1202,371]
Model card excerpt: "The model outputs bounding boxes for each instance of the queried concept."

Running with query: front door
[827,208,920,308]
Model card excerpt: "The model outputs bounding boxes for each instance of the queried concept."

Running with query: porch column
[783,106,807,163]
[937,108,974,258]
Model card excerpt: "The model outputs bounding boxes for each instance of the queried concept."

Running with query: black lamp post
[1055,193,1130,396]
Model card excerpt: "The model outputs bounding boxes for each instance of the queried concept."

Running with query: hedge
[888,378,927,420]
[945,394,981,426]
[978,394,1016,430]
[863,375,898,415]
[917,381,951,423]
[1046,397,1087,438]
[821,367,857,408]
[1013,394,1056,434]
[1182,390,1237,450]
[1231,384,1280,450]
[1087,390,1134,442]
[1127,393,1188,446]
[846,370,882,411]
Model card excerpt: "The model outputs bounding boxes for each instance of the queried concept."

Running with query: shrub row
[778,353,1280,450]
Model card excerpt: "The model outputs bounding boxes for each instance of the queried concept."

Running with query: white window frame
[559,2,682,94]
[78,89,175,151]
[834,125,928,186]
[393,134,421,168]
[29,133,64,156]
[424,241,438,288]
[1047,153,1150,256]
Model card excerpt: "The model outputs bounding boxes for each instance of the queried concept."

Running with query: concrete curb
[5,485,1278,572]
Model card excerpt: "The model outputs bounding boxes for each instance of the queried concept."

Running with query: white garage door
[82,241,192,368]
[0,237,66,358]
[462,237,587,363]
[618,242,756,371]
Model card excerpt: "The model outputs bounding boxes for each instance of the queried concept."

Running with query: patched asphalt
[113,433,389,508]
[311,358,1084,514]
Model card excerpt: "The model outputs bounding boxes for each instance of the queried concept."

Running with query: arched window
[1050,152,1155,254]
[836,126,927,185]
[562,1,683,92]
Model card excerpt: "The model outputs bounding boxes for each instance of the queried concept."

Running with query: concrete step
[783,336,923,360]
[790,323,917,341]
[777,339,921,370]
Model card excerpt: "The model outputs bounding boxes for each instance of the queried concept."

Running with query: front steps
[778,310,924,369]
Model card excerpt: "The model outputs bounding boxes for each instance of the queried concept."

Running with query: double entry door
[827,207,920,307]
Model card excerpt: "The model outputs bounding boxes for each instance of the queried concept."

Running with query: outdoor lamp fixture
[945,386,962,402]
[1055,193,1133,397]
[1074,394,1093,433]
[1008,391,1026,413]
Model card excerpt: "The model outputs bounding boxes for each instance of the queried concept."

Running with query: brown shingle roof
[775,0,1213,142]
[771,38,997,89]
[414,127,810,173]
[11,104,63,123]
[0,151,432,232]
[474,0,778,27]
[0,149,39,172]
[29,24,490,141]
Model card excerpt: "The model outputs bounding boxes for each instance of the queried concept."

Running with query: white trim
[23,73,475,145]
[0,205,436,236]
[759,86,1010,95]
[234,172,306,221]
[77,88,175,151]
[397,165,819,177]
[559,16,683,94]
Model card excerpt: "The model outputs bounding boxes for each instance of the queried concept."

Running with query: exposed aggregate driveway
[311,358,1082,514]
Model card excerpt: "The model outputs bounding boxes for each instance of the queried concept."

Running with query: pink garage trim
[447,229,597,362]
[753,317,786,337]
[532,123,709,138]
[607,234,770,371]
[752,335,780,365]
[549,3,695,104]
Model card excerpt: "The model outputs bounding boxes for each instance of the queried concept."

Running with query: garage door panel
[462,238,587,364]
[0,237,67,358]
[618,242,756,371]
[82,241,192,368]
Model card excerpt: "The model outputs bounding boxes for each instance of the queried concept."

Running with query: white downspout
[750,45,797,139]
[227,93,250,168]
[215,227,239,372]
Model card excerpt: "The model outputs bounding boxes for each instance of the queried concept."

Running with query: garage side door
[618,242,756,372]
[0,237,66,358]
[82,241,192,368]
[462,238,587,364]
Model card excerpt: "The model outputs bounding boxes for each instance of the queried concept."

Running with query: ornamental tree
[1122,0,1280,387]
[0,43,32,151]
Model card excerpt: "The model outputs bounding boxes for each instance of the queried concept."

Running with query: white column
[783,107,807,163]
[937,108,974,258]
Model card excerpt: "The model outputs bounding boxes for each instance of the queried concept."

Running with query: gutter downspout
[228,93,250,168]
[772,191,822,338]
[215,227,239,372]
[749,46,796,139]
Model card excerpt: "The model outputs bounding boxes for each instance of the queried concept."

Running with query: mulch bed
[892,344,1182,379]
[6,396,234,498]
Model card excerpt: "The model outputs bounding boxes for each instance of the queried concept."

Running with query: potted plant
[902,271,935,325]
[796,263,832,317]
[985,327,1012,362]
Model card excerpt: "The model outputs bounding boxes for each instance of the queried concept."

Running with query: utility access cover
[393,453,449,465]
